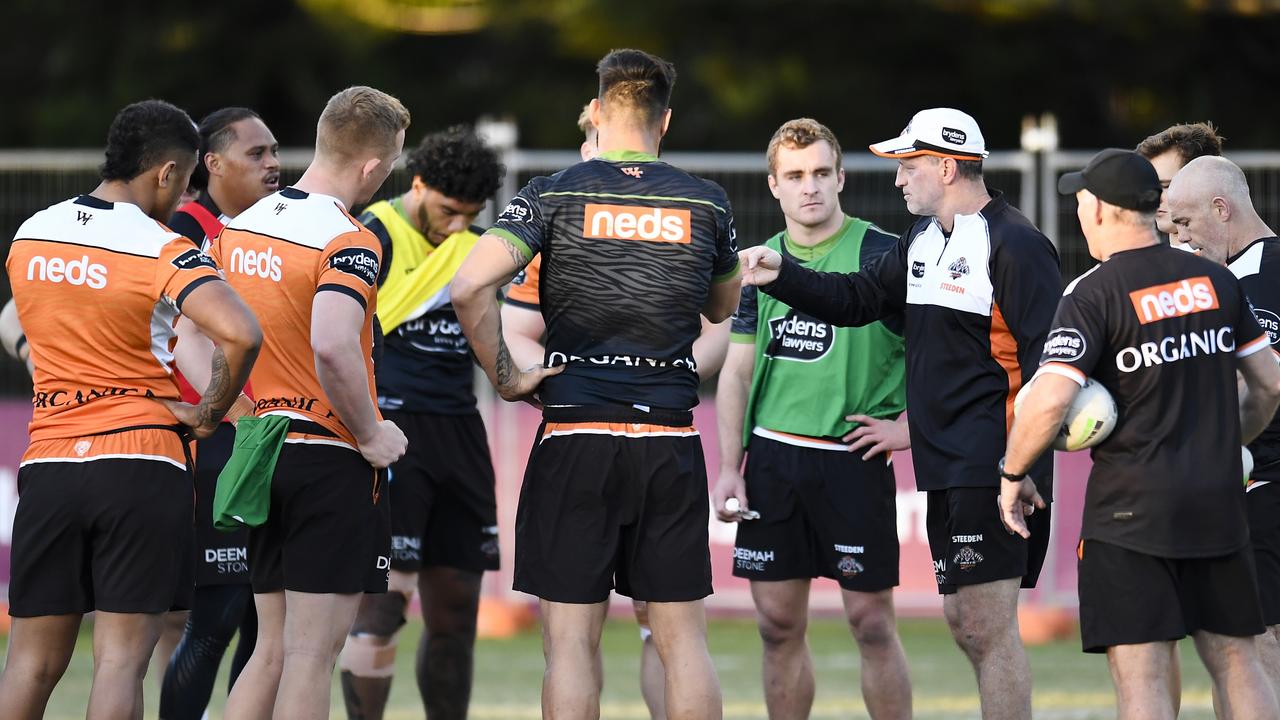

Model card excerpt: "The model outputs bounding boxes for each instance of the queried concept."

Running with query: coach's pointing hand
[739,246,783,287]
[358,418,409,470]
[999,476,1045,539]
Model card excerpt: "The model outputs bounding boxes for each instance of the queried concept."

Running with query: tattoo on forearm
[495,338,516,390]
[197,347,233,425]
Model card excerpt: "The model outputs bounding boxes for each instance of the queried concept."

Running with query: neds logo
[584,204,691,244]
[1129,276,1218,325]
[27,255,107,289]
[229,246,282,281]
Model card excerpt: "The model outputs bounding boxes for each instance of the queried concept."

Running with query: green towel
[213,415,290,531]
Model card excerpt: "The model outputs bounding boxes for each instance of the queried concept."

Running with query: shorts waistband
[542,405,693,427]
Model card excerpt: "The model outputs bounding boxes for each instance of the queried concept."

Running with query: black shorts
[383,410,499,574]
[249,439,390,595]
[10,458,195,616]
[731,434,898,592]
[194,424,250,586]
[1078,538,1264,653]
[926,486,1051,595]
[1247,482,1280,626]
[513,408,712,604]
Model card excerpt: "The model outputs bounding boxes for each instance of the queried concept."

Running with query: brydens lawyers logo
[329,247,380,287]
[583,204,691,244]
[498,196,533,224]
[1250,302,1280,345]
[911,260,926,278]
[1043,327,1087,362]
[941,127,968,145]
[1129,276,1219,325]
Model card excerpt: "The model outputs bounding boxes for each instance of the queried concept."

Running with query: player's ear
[835,166,846,193]
[361,156,383,182]
[767,172,781,200]
[589,98,603,130]
[1212,196,1231,222]
[659,108,672,138]
[204,151,221,178]
[157,160,179,188]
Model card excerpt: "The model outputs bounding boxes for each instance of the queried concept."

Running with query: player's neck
[1099,230,1159,260]
[1228,217,1277,257]
[293,164,357,210]
[90,180,153,217]
[205,184,246,218]
[785,209,846,247]
[595,125,660,158]
[935,182,991,233]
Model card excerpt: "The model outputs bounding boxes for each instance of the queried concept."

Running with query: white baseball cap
[869,108,989,160]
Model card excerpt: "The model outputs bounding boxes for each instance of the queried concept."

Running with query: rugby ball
[0,299,24,361]
[1243,446,1254,485]
[1015,376,1117,451]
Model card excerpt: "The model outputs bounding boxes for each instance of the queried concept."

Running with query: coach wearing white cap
[741,108,1062,719]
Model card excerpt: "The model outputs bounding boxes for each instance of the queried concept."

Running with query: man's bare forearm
[315,339,379,443]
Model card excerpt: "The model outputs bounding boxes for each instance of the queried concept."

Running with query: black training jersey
[362,212,478,416]
[1036,245,1268,558]
[763,191,1061,497]
[1229,237,1280,488]
[488,149,739,411]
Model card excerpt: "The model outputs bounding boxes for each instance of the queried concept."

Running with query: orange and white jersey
[6,195,222,456]
[210,187,381,446]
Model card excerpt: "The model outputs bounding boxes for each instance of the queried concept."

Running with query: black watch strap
[998,456,1026,482]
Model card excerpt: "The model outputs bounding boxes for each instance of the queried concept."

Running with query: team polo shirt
[7,195,223,465]
[210,187,382,446]
[488,149,740,411]
[763,191,1061,497]
[1228,237,1280,490]
[1036,244,1268,557]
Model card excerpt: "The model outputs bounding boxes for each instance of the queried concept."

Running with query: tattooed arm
[167,281,261,438]
[454,233,561,402]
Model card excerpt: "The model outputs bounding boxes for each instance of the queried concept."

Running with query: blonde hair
[767,118,842,175]
[576,103,594,138]
[316,86,411,162]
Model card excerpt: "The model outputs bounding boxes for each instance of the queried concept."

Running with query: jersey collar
[1227,237,1279,266]
[596,149,659,163]
[783,216,853,262]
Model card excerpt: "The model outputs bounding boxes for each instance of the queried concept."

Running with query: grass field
[3,616,1220,719]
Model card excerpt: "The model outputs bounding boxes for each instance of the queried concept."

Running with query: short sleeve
[358,212,395,288]
[156,235,222,311]
[1234,280,1270,358]
[712,195,740,283]
[317,230,382,311]
[730,284,758,341]
[505,253,541,310]
[1034,290,1106,387]
[489,177,549,261]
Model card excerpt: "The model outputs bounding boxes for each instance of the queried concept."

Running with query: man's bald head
[1166,156,1264,264]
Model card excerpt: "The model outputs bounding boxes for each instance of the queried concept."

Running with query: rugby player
[739,108,1062,719]
[1165,155,1280,697]
[501,102,731,720]
[455,48,740,719]
[1002,148,1280,720]
[1135,122,1224,249]
[337,126,503,720]
[0,99,261,720]
[214,86,411,720]
[160,106,280,719]
[713,118,912,719]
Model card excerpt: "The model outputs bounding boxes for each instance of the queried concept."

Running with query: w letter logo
[76,211,92,225]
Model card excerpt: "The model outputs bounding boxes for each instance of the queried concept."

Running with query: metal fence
[4,147,1280,397]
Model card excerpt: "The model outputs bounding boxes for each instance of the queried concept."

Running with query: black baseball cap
[1058,148,1162,212]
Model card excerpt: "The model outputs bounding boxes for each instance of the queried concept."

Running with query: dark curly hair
[189,107,261,191]
[100,100,199,182]
[405,126,504,204]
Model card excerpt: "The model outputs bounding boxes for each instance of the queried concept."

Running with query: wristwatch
[997,456,1026,482]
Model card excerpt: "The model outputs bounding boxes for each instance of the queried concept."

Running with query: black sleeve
[166,210,205,247]
[860,226,904,336]
[991,228,1062,385]
[359,213,394,288]
[762,233,908,328]
[1037,288,1106,385]
[730,284,758,338]
[1239,249,1280,351]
